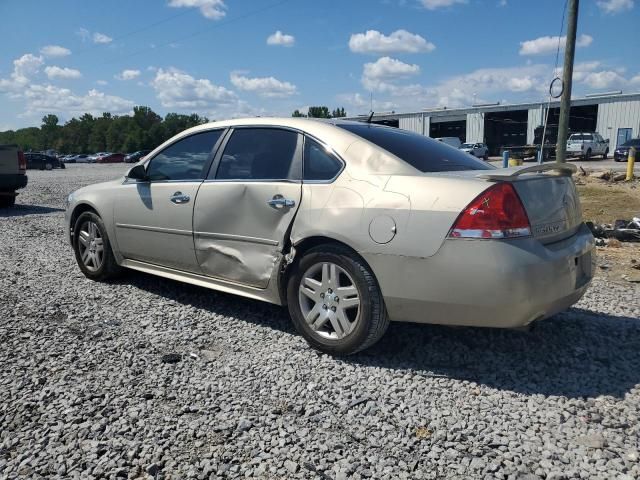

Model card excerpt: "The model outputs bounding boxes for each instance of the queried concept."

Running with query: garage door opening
[429,119,466,142]
[543,104,599,141]
[484,110,528,156]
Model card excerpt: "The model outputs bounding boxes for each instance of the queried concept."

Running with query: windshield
[460,143,474,148]
[621,139,640,147]
[569,134,592,141]
[338,123,492,172]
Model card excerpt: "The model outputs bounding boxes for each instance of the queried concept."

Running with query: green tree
[307,106,331,118]
[292,109,306,117]
[331,107,346,118]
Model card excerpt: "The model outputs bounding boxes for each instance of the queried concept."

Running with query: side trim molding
[116,223,192,236]
[194,231,278,246]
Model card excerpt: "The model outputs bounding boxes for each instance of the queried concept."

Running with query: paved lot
[1,164,639,480]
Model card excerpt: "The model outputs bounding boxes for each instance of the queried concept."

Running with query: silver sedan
[65,118,595,355]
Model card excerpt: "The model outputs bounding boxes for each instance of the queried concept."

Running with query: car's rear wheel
[73,211,122,281]
[45,162,53,170]
[584,148,591,161]
[602,148,608,159]
[287,244,389,355]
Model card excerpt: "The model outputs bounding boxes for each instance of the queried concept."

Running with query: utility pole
[556,0,579,163]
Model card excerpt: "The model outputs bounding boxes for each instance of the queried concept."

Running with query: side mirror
[126,164,148,181]
[605,138,610,144]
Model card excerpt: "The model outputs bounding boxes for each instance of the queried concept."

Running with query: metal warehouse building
[349,92,640,156]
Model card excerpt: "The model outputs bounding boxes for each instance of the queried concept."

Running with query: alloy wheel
[78,220,104,272]
[298,261,361,339]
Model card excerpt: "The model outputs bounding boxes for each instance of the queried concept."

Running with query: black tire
[44,162,53,170]
[0,194,16,208]
[287,244,389,355]
[73,211,122,281]
[60,162,66,169]
[602,149,608,160]
[584,148,591,161]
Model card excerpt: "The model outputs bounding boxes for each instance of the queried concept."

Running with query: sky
[0,0,639,130]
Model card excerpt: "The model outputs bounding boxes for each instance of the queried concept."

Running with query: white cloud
[597,0,634,14]
[630,74,640,85]
[519,34,592,55]
[362,57,420,91]
[420,0,467,10]
[40,45,71,57]
[115,69,141,80]
[168,0,226,19]
[22,85,134,115]
[44,66,82,79]
[77,28,91,42]
[336,92,397,112]
[152,67,237,109]
[230,72,297,98]
[96,80,109,86]
[582,70,627,89]
[0,54,44,92]
[349,29,435,55]
[266,30,295,47]
[93,32,113,44]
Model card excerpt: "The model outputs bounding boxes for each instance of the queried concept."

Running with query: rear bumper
[0,173,28,192]
[363,223,595,328]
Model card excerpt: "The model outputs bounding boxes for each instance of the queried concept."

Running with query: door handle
[267,195,295,209]
[170,191,190,204]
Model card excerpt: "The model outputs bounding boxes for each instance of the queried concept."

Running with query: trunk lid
[476,164,582,244]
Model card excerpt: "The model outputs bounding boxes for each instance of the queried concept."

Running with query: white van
[434,137,462,149]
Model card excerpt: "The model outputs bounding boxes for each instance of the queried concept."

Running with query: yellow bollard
[508,157,523,167]
[627,146,636,181]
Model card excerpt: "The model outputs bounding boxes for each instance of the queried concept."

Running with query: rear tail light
[18,151,26,171]
[449,182,531,239]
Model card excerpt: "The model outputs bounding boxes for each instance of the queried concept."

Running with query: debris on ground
[161,353,182,364]
[587,218,640,243]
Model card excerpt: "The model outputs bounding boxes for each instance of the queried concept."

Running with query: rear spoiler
[477,163,577,181]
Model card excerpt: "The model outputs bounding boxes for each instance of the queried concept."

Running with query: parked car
[25,152,65,170]
[65,118,594,355]
[613,138,640,162]
[74,154,91,163]
[460,142,489,160]
[566,132,609,160]
[124,150,151,163]
[96,153,125,163]
[434,137,462,149]
[87,152,108,163]
[0,144,27,207]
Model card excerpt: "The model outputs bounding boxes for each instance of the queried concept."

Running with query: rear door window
[214,128,299,181]
[338,123,492,172]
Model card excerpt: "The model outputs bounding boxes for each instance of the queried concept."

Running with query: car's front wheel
[73,211,122,281]
[287,244,389,355]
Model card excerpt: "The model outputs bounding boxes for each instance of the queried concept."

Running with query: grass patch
[577,182,640,224]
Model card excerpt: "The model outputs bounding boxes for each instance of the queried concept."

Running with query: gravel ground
[1,164,639,480]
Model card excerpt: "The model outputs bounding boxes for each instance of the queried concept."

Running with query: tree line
[0,104,347,154]
[0,107,209,154]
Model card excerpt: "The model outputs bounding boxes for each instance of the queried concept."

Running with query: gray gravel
[1,163,639,480]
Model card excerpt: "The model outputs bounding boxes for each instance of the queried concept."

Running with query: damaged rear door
[193,127,302,288]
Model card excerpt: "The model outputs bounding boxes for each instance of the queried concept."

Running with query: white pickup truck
[566,132,609,160]
[0,144,28,207]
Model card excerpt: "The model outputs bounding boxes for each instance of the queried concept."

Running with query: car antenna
[366,111,374,124]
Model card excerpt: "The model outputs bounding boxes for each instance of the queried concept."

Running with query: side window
[215,128,298,181]
[146,130,222,181]
[303,137,343,181]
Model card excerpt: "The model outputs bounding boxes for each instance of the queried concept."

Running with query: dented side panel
[193,181,301,288]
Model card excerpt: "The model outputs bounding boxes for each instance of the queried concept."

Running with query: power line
[99,0,292,67]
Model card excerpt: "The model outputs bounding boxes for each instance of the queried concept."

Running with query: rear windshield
[338,124,492,172]
[570,134,593,141]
